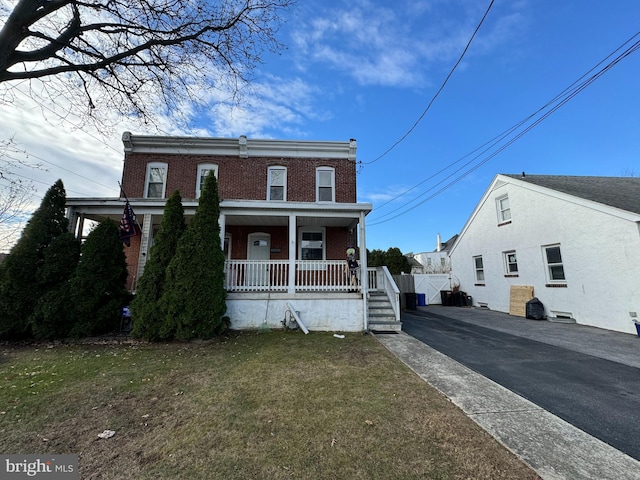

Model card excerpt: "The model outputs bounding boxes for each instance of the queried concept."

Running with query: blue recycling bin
[416,293,426,306]
[634,322,640,338]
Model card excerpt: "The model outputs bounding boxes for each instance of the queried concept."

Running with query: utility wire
[362,0,495,166]
[368,32,640,226]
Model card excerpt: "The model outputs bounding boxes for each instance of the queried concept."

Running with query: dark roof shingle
[503,174,640,215]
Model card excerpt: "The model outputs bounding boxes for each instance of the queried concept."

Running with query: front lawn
[0,332,538,479]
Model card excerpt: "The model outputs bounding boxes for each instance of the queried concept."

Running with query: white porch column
[219,212,226,250]
[136,214,153,289]
[288,213,296,294]
[359,210,369,330]
[77,214,85,240]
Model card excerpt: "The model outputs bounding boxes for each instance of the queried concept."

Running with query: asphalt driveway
[400,306,640,461]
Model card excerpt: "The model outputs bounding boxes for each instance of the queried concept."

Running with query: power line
[362,0,495,166]
[368,32,640,226]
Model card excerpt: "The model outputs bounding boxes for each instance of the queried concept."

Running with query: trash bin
[440,290,452,306]
[634,321,640,338]
[405,292,417,310]
[526,297,545,320]
[416,293,426,306]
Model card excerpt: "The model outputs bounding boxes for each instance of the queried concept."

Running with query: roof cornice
[122,132,357,161]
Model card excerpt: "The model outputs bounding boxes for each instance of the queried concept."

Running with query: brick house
[66,133,401,332]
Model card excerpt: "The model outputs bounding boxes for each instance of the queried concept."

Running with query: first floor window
[145,163,167,198]
[300,230,324,260]
[473,256,484,282]
[504,251,518,274]
[544,245,565,281]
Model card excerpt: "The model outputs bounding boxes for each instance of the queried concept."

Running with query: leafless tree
[0,0,296,126]
[0,138,38,251]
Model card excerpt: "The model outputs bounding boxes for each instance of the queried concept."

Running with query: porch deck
[225,260,378,293]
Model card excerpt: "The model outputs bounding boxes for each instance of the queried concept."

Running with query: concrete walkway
[374,307,640,480]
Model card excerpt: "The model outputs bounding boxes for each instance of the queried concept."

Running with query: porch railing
[368,266,401,322]
[225,260,360,293]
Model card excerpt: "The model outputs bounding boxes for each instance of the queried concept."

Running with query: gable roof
[503,174,640,215]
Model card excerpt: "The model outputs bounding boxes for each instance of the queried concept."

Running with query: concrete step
[368,319,402,333]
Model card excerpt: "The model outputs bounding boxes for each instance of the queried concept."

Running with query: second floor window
[496,195,511,223]
[268,166,286,201]
[145,162,167,198]
[196,164,218,198]
[316,167,335,202]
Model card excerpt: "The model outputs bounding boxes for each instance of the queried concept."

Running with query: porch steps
[368,292,402,333]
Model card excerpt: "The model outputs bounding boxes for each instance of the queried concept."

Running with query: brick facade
[121,153,357,203]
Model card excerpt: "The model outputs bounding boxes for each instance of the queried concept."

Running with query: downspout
[359,210,369,331]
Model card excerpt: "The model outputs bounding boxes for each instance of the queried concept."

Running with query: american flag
[119,201,139,246]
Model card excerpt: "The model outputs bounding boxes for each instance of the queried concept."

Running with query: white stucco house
[449,174,640,335]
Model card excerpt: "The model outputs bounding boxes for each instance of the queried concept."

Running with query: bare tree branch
[0,0,296,125]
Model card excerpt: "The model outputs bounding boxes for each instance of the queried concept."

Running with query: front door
[247,233,270,287]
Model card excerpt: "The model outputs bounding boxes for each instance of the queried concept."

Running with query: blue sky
[2,0,640,254]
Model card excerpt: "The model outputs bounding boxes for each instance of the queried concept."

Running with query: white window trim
[298,227,326,265]
[496,194,511,223]
[316,167,335,203]
[267,166,287,201]
[543,244,566,283]
[503,250,518,274]
[196,163,218,198]
[144,162,168,199]
[473,255,485,283]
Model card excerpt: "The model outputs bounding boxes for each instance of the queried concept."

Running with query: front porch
[224,262,401,332]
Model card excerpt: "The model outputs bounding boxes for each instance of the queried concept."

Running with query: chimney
[436,233,442,252]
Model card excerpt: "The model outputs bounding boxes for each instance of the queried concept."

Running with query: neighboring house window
[299,229,325,260]
[496,195,511,223]
[440,258,446,268]
[316,167,335,202]
[145,162,167,198]
[473,256,484,282]
[196,164,218,198]
[544,245,565,282]
[426,258,432,267]
[504,250,518,274]
[267,166,287,201]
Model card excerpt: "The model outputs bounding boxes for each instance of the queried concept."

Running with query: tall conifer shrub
[130,190,186,340]
[160,173,227,340]
[0,179,68,338]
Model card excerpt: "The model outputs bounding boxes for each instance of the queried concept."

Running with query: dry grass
[0,332,540,479]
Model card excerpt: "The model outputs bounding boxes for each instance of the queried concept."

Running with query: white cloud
[290,0,527,88]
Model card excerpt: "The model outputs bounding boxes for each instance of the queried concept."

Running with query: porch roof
[66,197,372,228]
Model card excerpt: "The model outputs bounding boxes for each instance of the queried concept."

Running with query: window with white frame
[316,167,335,202]
[299,229,325,260]
[503,250,518,274]
[267,166,286,201]
[473,255,485,282]
[543,244,565,282]
[196,164,218,198]
[496,195,511,223]
[145,162,168,198]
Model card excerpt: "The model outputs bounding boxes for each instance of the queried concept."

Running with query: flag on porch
[119,200,139,246]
